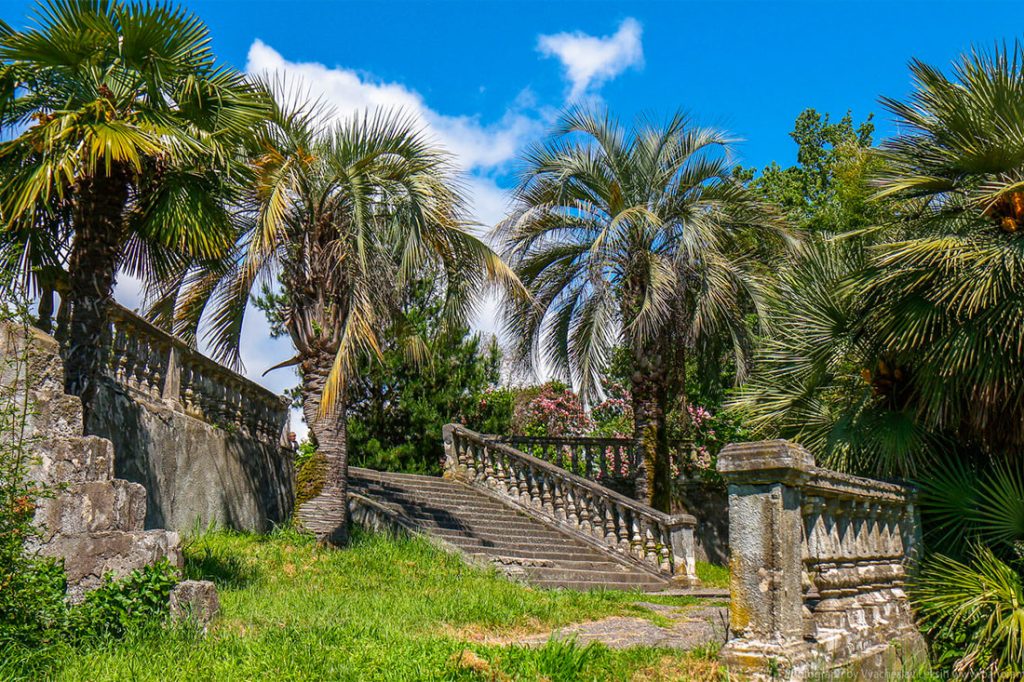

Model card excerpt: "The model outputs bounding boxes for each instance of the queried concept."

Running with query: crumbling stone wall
[2,323,182,602]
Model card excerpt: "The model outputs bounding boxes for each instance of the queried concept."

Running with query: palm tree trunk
[631,349,672,512]
[299,344,349,547]
[63,170,130,412]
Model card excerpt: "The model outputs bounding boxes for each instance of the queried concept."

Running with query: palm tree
[863,44,1024,452]
[0,0,267,408]
[162,89,519,545]
[500,108,781,511]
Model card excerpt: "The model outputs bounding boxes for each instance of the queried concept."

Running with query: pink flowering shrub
[676,403,750,485]
[519,383,593,437]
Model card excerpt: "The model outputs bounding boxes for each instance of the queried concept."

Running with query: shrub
[65,561,180,642]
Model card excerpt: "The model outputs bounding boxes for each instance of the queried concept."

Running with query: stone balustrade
[102,304,290,446]
[493,435,693,498]
[445,424,698,585]
[717,440,926,680]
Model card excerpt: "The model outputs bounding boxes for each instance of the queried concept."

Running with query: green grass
[695,562,729,589]
[6,529,724,681]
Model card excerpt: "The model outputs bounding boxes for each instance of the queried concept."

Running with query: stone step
[29,435,115,486]
[35,479,147,540]
[37,529,182,602]
[348,468,671,591]
[29,393,85,438]
[522,565,666,584]
[414,523,598,550]
[528,578,665,592]
[350,484,504,507]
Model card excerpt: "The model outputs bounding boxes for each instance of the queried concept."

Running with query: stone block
[30,394,85,438]
[38,529,183,602]
[28,435,115,486]
[35,479,147,540]
[169,580,220,628]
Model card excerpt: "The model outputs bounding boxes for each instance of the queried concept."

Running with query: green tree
[0,0,267,407]
[500,108,782,511]
[746,109,880,234]
[344,277,503,474]
[168,89,518,545]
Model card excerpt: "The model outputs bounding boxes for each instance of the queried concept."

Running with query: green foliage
[744,109,881,234]
[465,387,516,435]
[345,277,504,474]
[65,562,179,643]
[0,300,66,650]
[914,548,1024,677]
[7,528,713,680]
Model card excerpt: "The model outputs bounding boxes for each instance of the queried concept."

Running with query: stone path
[463,602,729,651]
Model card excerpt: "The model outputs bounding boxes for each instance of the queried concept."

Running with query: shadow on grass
[183,545,260,589]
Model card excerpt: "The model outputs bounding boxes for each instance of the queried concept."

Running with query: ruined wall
[87,379,294,533]
[2,324,182,601]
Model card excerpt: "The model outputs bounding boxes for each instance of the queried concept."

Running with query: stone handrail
[493,435,639,481]
[717,440,925,679]
[444,424,698,585]
[101,304,290,446]
[493,435,694,496]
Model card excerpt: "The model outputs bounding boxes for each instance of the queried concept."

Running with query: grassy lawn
[10,529,725,681]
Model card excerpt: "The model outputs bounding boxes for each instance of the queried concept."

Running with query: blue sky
[4,0,1022,436]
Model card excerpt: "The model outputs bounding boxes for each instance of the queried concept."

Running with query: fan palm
[162,88,519,545]
[500,108,781,510]
[865,43,1024,451]
[0,0,267,407]
[728,238,946,477]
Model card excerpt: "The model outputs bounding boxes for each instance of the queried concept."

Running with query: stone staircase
[4,324,182,601]
[349,467,670,591]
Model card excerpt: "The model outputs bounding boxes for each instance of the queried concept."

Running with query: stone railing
[101,304,290,445]
[717,440,926,680]
[444,424,698,585]
[494,435,693,496]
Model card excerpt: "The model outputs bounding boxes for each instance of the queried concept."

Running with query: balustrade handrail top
[804,466,915,504]
[107,303,287,409]
[453,424,696,528]
[497,434,693,447]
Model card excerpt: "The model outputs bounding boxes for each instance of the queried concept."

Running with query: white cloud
[537,18,643,100]
[235,41,562,433]
[246,40,543,173]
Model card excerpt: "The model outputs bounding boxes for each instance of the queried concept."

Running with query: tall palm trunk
[300,343,349,547]
[631,348,672,512]
[63,169,130,411]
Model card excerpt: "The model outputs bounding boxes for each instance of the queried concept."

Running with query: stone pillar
[668,517,699,586]
[441,424,463,482]
[717,440,815,678]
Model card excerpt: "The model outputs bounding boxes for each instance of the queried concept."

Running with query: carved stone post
[161,346,182,408]
[667,516,699,586]
[717,440,815,678]
[441,424,464,482]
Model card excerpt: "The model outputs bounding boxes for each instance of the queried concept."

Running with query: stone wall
[2,323,182,601]
[87,379,294,532]
[716,440,927,680]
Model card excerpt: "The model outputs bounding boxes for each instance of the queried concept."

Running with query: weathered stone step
[37,529,182,601]
[30,435,114,486]
[523,565,666,584]
[529,578,665,592]
[384,513,584,540]
[422,527,603,552]
[35,479,147,540]
[347,468,670,591]
[349,484,505,508]
[29,393,85,438]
